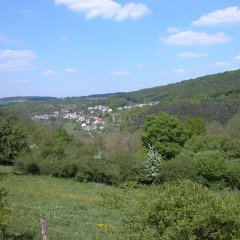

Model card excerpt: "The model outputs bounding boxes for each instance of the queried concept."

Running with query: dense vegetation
[1,109,237,190]
[0,69,240,239]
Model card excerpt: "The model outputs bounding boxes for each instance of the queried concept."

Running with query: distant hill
[120,69,240,104]
[1,69,240,105]
[0,96,57,107]
[125,70,240,126]
[1,69,240,123]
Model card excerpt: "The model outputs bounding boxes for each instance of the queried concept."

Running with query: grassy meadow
[1,166,151,240]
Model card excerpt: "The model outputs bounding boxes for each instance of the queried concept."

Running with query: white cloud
[54,0,150,21]
[138,63,145,69]
[166,27,181,33]
[162,31,231,45]
[234,55,240,61]
[192,6,240,26]
[212,61,234,68]
[0,49,37,72]
[177,51,207,59]
[42,68,79,76]
[110,70,131,76]
[172,68,189,74]
[0,50,37,60]
[0,33,23,44]
[63,68,79,73]
[42,69,59,76]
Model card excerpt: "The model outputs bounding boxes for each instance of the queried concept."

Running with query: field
[1,166,240,240]
[0,166,150,240]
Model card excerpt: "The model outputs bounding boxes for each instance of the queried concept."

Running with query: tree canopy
[141,113,190,159]
[0,118,28,165]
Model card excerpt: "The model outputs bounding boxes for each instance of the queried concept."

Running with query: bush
[126,180,240,240]
[76,166,116,185]
[185,135,240,160]
[226,113,240,139]
[136,145,162,184]
[0,176,9,235]
[158,152,198,184]
[225,161,240,190]
[53,161,78,178]
[193,150,226,185]
[183,117,206,136]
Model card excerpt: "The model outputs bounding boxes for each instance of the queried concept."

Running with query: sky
[0,0,240,98]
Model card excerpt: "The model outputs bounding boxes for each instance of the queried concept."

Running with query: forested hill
[0,96,57,107]
[0,70,240,124]
[1,69,240,106]
[128,70,240,126]
[120,69,240,104]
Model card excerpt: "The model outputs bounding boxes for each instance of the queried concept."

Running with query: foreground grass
[0,166,148,240]
[1,166,239,240]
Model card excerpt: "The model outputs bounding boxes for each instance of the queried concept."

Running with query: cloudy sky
[0,0,240,97]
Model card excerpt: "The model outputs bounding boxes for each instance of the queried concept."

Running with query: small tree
[0,118,28,165]
[140,145,162,184]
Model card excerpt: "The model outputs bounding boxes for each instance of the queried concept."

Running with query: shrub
[193,150,226,184]
[207,121,225,136]
[0,175,9,235]
[53,161,78,178]
[126,180,240,240]
[225,161,240,190]
[137,145,162,184]
[158,152,198,184]
[185,135,240,160]
[183,117,207,136]
[76,166,115,185]
[226,113,240,139]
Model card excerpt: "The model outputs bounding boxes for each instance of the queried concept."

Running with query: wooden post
[40,217,48,240]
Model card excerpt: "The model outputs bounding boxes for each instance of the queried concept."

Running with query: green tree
[183,117,206,136]
[0,118,28,165]
[141,113,190,159]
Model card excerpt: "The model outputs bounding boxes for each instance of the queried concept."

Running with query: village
[31,101,159,132]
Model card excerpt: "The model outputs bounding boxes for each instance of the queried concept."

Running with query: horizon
[0,68,239,99]
[1,0,240,98]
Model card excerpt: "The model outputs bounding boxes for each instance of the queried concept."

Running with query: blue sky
[0,0,240,98]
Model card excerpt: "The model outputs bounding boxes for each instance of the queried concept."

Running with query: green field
[1,166,150,240]
[1,166,240,240]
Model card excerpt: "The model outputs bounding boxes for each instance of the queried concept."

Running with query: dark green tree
[0,118,28,165]
[141,113,190,159]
